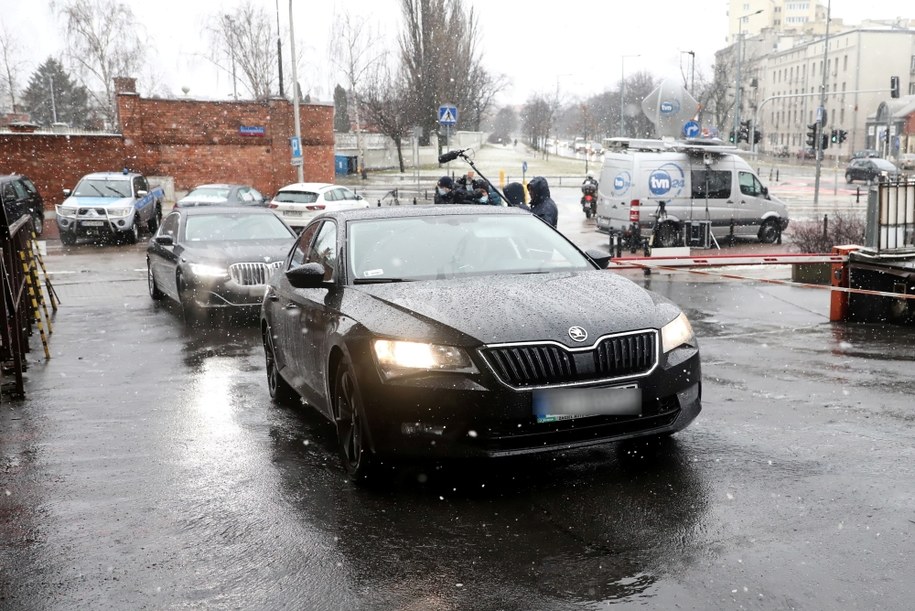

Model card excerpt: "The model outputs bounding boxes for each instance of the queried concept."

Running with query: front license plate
[283,210,303,217]
[533,385,641,423]
[81,220,105,227]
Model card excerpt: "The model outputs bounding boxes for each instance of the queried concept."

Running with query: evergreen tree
[334,84,351,132]
[22,57,92,127]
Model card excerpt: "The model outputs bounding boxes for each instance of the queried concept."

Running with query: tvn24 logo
[648,164,686,197]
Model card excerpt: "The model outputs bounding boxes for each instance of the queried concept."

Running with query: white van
[596,138,789,247]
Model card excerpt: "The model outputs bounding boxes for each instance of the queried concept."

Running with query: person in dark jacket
[503,182,529,210]
[434,176,456,204]
[526,176,558,227]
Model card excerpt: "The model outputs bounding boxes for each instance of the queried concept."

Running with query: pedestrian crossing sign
[438,105,458,126]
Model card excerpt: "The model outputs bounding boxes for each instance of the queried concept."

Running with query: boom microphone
[438,149,466,163]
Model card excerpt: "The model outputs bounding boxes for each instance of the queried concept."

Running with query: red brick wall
[0,92,334,210]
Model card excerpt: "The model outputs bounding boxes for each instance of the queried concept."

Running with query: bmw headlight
[188,263,229,279]
[108,206,134,217]
[372,339,478,380]
[56,205,77,217]
[661,312,696,353]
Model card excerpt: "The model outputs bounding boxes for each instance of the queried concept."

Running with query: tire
[758,218,781,244]
[845,173,853,184]
[147,204,162,234]
[653,222,680,248]
[147,259,164,300]
[31,212,44,237]
[176,271,202,323]
[584,209,592,219]
[334,360,376,481]
[263,324,297,405]
[123,223,139,245]
[60,231,76,246]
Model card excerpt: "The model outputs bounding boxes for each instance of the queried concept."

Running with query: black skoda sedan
[147,206,297,319]
[261,206,701,479]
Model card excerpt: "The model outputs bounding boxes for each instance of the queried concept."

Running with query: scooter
[580,183,597,219]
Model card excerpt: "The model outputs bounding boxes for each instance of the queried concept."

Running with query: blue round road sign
[683,120,700,138]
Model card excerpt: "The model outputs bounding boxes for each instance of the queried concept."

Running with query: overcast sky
[3,0,913,107]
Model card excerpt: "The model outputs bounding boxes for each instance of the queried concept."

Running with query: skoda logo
[568,326,588,342]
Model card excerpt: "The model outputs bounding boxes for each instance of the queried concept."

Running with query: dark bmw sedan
[262,206,701,479]
[147,206,297,318]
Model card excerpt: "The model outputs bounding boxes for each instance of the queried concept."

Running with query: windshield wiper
[353,277,412,284]
[104,185,129,197]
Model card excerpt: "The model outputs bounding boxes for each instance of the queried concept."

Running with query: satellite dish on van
[641,78,700,139]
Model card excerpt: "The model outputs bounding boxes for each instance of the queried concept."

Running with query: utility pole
[734,10,763,144]
[48,75,58,123]
[275,0,284,98]
[812,0,832,212]
[288,0,303,182]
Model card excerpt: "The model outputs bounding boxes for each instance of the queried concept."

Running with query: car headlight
[56,205,77,217]
[372,339,478,380]
[661,312,696,353]
[108,206,134,217]
[188,263,229,279]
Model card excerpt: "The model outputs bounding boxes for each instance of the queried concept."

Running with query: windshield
[348,214,593,282]
[72,178,132,198]
[185,187,231,201]
[872,159,897,171]
[183,213,295,242]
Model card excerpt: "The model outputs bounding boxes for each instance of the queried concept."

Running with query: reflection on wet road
[1,243,913,609]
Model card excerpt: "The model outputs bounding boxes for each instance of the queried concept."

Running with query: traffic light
[890,76,900,99]
[729,129,736,143]
[838,129,847,144]
[806,123,817,147]
[752,130,761,145]
[830,129,838,144]
[738,120,751,143]
[821,134,829,150]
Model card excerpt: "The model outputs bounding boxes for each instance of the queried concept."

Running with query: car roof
[314,204,530,223]
[81,172,137,180]
[275,182,337,192]
[189,183,247,190]
[176,205,279,217]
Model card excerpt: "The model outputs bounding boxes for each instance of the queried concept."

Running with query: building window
[843,55,848,71]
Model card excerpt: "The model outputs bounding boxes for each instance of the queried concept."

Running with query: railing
[866,178,915,253]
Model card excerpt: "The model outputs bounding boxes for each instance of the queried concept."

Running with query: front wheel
[263,325,297,405]
[758,218,781,244]
[584,208,592,219]
[147,259,164,300]
[334,361,376,481]
[845,172,854,184]
[147,204,162,233]
[60,231,76,246]
[123,223,139,245]
[31,212,44,236]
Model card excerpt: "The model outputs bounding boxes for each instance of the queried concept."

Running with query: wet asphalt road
[1,224,914,610]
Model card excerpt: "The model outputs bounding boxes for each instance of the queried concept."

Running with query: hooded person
[503,182,530,210]
[434,176,455,204]
[526,176,558,227]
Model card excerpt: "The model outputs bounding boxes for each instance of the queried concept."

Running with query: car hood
[179,240,293,265]
[63,195,133,208]
[347,270,681,347]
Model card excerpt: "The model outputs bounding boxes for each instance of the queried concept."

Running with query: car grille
[481,330,658,389]
[228,261,283,286]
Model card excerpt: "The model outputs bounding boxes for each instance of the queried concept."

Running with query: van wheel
[758,218,780,244]
[845,173,853,184]
[653,222,680,248]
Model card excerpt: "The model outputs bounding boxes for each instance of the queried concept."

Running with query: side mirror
[154,234,174,245]
[137,189,148,197]
[286,262,327,289]
[63,188,72,197]
[585,248,612,269]
[761,185,769,198]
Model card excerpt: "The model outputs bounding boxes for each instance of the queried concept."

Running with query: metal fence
[867,178,915,253]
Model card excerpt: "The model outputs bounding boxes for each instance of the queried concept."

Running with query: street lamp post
[619,54,640,137]
[224,15,238,100]
[734,9,763,142]
[288,0,303,182]
[681,50,695,94]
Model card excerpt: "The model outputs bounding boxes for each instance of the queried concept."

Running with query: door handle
[266,293,279,302]
[283,302,299,310]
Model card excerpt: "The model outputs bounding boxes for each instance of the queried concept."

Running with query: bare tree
[330,11,385,174]
[520,94,556,155]
[53,0,146,128]
[209,1,278,100]
[0,20,26,112]
[360,60,412,172]
[398,0,490,148]
[698,60,734,137]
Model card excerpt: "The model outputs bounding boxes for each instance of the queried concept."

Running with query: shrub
[785,210,866,252]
